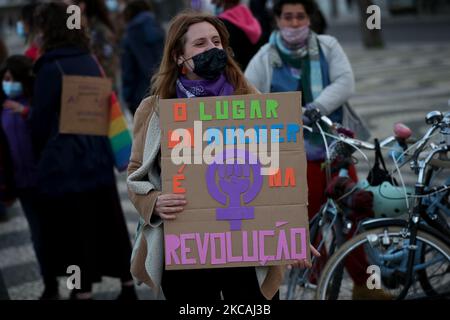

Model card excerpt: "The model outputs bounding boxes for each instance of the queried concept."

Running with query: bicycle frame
[286,117,409,299]
[423,177,450,219]
[310,110,450,299]
[292,110,450,300]
[397,144,449,299]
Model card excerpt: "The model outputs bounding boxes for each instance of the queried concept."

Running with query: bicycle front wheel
[316,226,450,300]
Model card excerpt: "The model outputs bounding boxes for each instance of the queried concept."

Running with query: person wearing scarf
[245,0,358,216]
[126,12,320,301]
[245,0,390,300]
[176,73,235,98]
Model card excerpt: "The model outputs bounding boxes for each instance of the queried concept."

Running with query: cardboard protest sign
[59,76,112,136]
[159,92,309,270]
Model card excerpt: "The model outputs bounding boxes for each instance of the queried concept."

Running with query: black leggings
[161,267,279,301]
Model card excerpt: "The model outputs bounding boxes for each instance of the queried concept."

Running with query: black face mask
[182,47,228,80]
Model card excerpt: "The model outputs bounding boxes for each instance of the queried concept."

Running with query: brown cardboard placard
[59,75,112,136]
[159,92,309,270]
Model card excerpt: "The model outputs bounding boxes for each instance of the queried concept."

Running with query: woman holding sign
[127,11,320,301]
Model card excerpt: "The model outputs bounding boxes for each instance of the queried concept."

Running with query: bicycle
[316,111,450,300]
[284,109,415,300]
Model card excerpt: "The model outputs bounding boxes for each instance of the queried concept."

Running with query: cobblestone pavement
[1,35,449,299]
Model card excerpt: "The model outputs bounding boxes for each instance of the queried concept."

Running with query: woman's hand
[3,100,25,114]
[154,193,187,221]
[288,244,321,269]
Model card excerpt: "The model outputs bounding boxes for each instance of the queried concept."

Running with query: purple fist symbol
[218,164,251,203]
[206,150,263,231]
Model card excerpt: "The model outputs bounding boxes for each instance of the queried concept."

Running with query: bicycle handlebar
[303,111,394,151]
[304,108,449,159]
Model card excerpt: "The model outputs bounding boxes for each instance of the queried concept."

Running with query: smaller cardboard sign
[59,75,112,136]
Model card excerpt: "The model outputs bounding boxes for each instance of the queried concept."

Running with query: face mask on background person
[2,81,24,99]
[181,47,228,80]
[280,25,310,46]
[16,21,27,39]
[106,0,119,12]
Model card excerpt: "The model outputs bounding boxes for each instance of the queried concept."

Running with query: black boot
[39,285,60,300]
[116,285,138,300]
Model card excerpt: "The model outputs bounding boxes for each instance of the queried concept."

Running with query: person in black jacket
[121,0,165,115]
[0,39,8,223]
[212,0,262,70]
[30,2,137,300]
[0,120,14,223]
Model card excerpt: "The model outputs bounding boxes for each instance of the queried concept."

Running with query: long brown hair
[150,11,253,99]
[35,2,90,53]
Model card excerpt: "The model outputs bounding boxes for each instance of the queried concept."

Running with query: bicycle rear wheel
[316,226,450,300]
[285,213,322,300]
[284,211,345,300]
